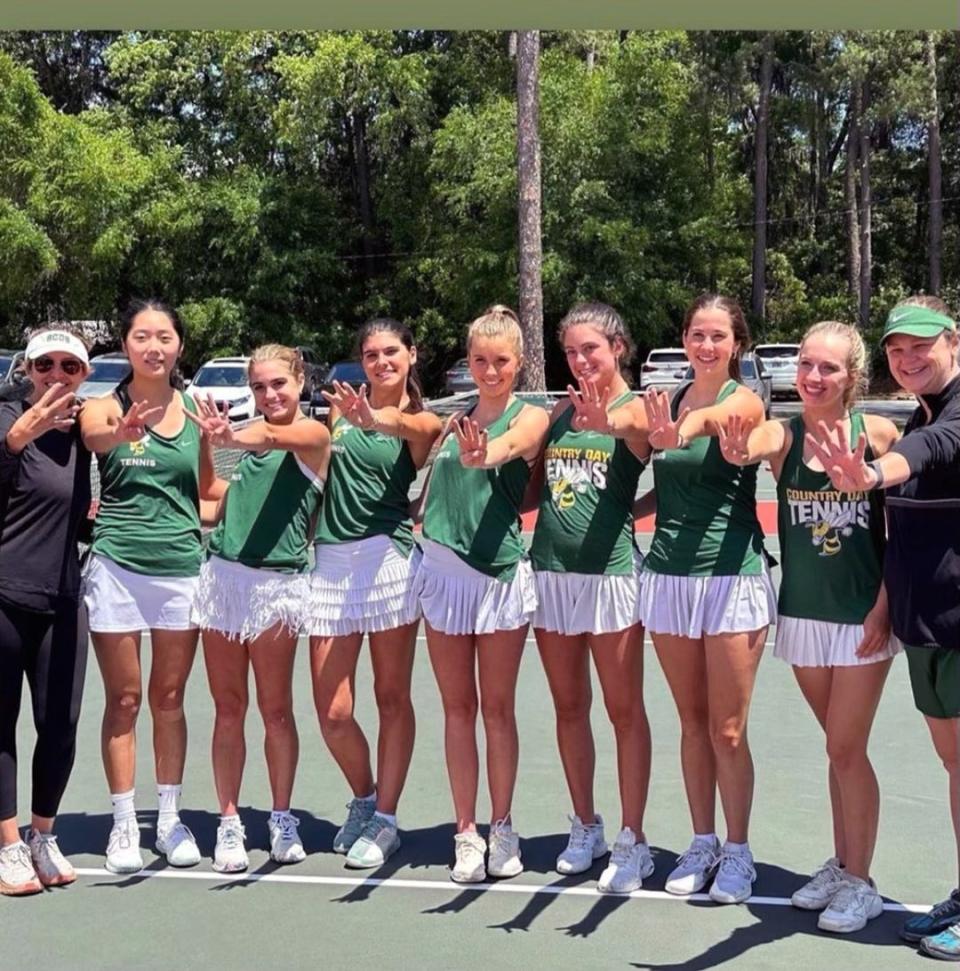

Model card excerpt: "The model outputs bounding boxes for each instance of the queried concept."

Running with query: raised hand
[115,399,165,444]
[805,420,873,492]
[643,389,689,451]
[9,383,79,444]
[453,416,489,468]
[323,381,377,429]
[184,393,235,447]
[567,376,612,433]
[717,413,756,466]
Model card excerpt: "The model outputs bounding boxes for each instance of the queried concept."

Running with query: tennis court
[7,466,948,970]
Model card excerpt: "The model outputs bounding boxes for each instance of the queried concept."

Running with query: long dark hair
[355,317,424,414]
[681,293,750,382]
[558,302,635,381]
[118,298,186,390]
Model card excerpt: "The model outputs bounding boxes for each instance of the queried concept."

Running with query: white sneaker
[269,812,306,864]
[709,846,756,904]
[0,840,43,896]
[451,831,487,884]
[487,819,523,879]
[213,818,249,873]
[105,816,143,874]
[156,819,201,867]
[333,797,376,854]
[818,874,884,933]
[556,814,608,875]
[28,829,76,887]
[791,857,845,911]
[598,827,655,894]
[665,835,721,895]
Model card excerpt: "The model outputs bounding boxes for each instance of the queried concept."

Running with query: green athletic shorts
[905,645,960,719]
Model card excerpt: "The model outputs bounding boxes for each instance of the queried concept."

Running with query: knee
[603,696,643,734]
[260,704,294,735]
[105,688,142,726]
[444,695,479,725]
[678,707,711,741]
[825,736,867,773]
[318,702,354,741]
[375,687,412,723]
[710,719,746,757]
[553,693,591,725]
[479,696,515,729]
[214,693,248,727]
[149,685,186,720]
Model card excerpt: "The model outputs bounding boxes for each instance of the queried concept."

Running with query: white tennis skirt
[84,553,198,633]
[774,615,902,667]
[639,567,777,638]
[193,555,308,642]
[415,538,536,636]
[308,534,421,637]
[533,552,643,636]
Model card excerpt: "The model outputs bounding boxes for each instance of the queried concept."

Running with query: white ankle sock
[110,789,136,822]
[220,814,241,828]
[374,810,397,827]
[694,832,718,843]
[157,784,181,831]
[270,809,291,823]
[360,792,376,804]
[723,840,750,854]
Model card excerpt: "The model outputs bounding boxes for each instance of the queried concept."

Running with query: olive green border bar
[0,0,957,30]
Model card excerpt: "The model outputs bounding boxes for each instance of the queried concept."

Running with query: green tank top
[91,391,202,577]
[645,380,765,577]
[208,447,324,573]
[423,399,529,581]
[530,393,645,576]
[313,417,416,555]
[777,412,885,624]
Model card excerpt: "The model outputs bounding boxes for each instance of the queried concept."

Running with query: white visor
[25,330,90,367]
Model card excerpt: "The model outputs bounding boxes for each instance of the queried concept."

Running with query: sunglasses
[32,356,84,376]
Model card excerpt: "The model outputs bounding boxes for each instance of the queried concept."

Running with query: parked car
[683,352,772,416]
[310,360,371,419]
[77,352,131,399]
[294,345,326,402]
[0,349,24,382]
[187,357,255,421]
[754,343,800,398]
[639,348,689,391]
[444,358,476,395]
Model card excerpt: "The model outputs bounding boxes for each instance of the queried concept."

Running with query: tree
[751,33,774,322]
[925,31,943,294]
[515,30,545,391]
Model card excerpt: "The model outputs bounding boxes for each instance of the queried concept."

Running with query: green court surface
[7,539,951,969]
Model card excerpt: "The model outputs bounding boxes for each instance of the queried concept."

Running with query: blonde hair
[800,320,868,408]
[248,344,304,383]
[558,302,635,372]
[466,305,523,359]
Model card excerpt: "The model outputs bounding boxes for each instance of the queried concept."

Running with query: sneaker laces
[2,841,34,874]
[806,859,842,890]
[219,821,245,849]
[717,849,754,880]
[830,878,872,916]
[360,815,392,846]
[162,820,195,846]
[566,815,594,852]
[610,833,637,867]
[929,893,960,920]
[455,832,484,864]
[274,813,300,842]
[345,799,372,828]
[489,819,512,849]
[675,839,717,871]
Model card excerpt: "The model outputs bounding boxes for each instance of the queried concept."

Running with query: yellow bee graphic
[807,509,855,557]
[551,468,590,511]
[332,423,348,442]
[128,436,149,457]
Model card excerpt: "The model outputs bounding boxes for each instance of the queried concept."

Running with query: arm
[79,395,162,455]
[807,419,914,492]
[455,406,549,470]
[677,386,765,445]
[717,415,788,467]
[856,582,891,658]
[1,387,80,486]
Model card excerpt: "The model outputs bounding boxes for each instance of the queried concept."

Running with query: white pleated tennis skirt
[193,555,308,641]
[639,566,776,638]
[84,553,198,633]
[415,538,536,636]
[308,534,421,637]
[774,615,901,667]
[533,552,644,636]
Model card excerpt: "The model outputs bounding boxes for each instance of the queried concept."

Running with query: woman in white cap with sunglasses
[0,326,91,895]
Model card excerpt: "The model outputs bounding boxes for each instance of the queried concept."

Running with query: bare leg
[925,716,960,886]
[93,632,143,793]
[147,628,199,785]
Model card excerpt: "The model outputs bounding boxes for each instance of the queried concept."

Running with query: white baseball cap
[24,330,90,366]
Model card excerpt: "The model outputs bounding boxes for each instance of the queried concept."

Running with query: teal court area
[7,534,952,970]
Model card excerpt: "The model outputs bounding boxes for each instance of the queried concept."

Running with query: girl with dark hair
[529,302,655,895]
[80,299,225,874]
[308,318,441,868]
[638,293,772,905]
[0,327,89,895]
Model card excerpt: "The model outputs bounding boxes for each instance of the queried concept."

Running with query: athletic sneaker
[556,814,608,875]
[597,827,655,894]
[817,874,884,933]
[27,829,76,887]
[921,924,960,961]
[344,815,400,869]
[213,818,248,873]
[487,819,523,879]
[155,819,201,867]
[0,840,43,896]
[708,846,756,904]
[268,812,306,865]
[665,835,721,895]
[791,857,845,911]
[902,889,960,942]
[451,831,487,884]
[333,797,376,855]
[105,816,143,874]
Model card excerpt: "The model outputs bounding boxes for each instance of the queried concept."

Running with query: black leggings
[0,600,88,820]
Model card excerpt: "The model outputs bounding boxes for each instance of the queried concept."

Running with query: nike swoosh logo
[888,311,910,324]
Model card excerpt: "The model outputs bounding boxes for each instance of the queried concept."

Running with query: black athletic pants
[0,600,88,820]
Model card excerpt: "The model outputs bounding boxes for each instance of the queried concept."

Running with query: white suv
[754,343,800,398]
[639,348,689,391]
[187,357,255,421]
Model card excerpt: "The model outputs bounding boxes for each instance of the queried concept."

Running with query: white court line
[71,867,926,912]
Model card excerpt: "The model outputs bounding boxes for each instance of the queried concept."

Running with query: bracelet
[867,459,885,489]
[675,433,687,450]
